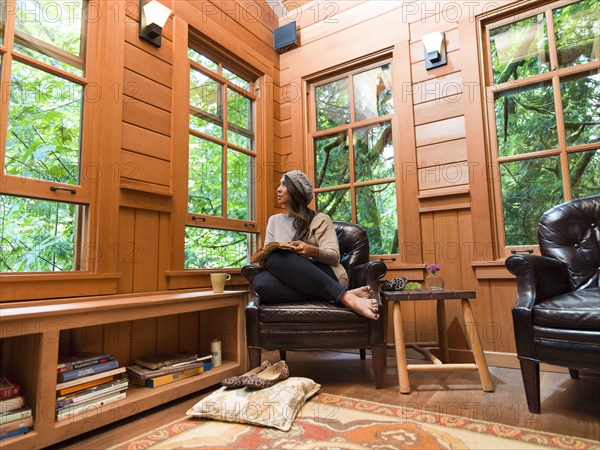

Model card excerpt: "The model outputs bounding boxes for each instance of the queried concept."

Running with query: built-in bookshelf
[0,289,248,449]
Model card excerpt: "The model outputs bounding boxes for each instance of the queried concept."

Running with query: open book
[250,242,296,265]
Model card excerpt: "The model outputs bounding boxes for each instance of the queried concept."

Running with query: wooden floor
[50,350,600,449]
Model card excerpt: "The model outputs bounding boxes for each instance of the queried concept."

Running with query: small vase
[424,271,444,290]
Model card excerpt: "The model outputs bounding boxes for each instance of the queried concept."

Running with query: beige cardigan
[264,212,348,286]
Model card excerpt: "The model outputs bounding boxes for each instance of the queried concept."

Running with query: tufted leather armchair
[505,194,600,413]
[242,221,388,388]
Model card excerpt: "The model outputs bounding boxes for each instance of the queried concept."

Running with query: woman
[252,170,380,320]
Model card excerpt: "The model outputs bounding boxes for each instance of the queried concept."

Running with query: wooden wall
[276,0,521,362]
[1,0,526,365]
[111,0,280,294]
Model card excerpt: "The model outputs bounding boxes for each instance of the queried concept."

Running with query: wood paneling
[124,43,173,88]
[122,99,172,137]
[121,123,171,161]
[121,150,170,186]
[123,69,172,112]
[415,116,466,147]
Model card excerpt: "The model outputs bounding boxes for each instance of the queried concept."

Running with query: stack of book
[127,352,211,388]
[0,376,31,440]
[55,353,128,422]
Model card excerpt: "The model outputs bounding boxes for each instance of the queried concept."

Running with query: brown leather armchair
[242,221,388,388]
[505,194,600,413]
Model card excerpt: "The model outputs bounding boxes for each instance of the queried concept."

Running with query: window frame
[184,37,260,269]
[0,0,99,273]
[479,0,599,257]
[306,56,401,257]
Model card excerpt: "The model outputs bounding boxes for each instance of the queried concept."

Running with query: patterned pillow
[186,377,320,431]
[382,276,408,291]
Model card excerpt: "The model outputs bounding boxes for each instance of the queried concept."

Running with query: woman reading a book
[252,170,380,320]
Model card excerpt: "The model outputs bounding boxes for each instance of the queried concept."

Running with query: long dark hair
[284,174,315,240]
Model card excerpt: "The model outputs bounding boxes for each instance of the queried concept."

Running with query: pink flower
[426,263,441,272]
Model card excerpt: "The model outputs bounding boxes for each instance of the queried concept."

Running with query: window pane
[227,129,251,150]
[316,189,352,222]
[188,49,218,72]
[494,82,557,156]
[356,183,397,254]
[561,71,600,146]
[14,0,85,75]
[316,78,350,130]
[489,14,549,84]
[569,149,600,199]
[190,69,220,117]
[189,114,222,138]
[227,149,254,221]
[6,61,82,185]
[0,195,78,272]
[353,64,393,121]
[354,122,394,182]
[188,136,222,216]
[0,0,5,45]
[314,132,349,188]
[500,156,563,246]
[223,67,250,90]
[227,89,251,131]
[185,227,251,268]
[553,0,600,68]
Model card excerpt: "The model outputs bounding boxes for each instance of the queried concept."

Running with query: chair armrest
[241,264,262,282]
[351,260,388,345]
[505,254,571,309]
[242,265,263,346]
[350,260,387,290]
[506,254,571,358]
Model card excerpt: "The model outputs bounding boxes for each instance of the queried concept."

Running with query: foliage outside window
[484,0,599,250]
[1,0,89,272]
[185,46,258,268]
[310,61,398,255]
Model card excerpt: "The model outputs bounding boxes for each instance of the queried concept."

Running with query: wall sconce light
[422,31,447,70]
[139,0,172,47]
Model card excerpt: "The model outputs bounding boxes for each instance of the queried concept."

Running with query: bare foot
[347,286,374,299]
[340,291,380,320]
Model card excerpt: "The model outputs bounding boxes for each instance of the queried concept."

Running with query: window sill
[0,273,121,302]
[166,269,244,290]
[472,260,514,280]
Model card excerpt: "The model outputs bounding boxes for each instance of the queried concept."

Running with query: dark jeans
[253,250,346,304]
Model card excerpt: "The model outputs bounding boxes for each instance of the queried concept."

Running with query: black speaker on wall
[273,21,297,52]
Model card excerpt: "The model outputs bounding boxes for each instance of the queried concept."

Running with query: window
[309,60,398,255]
[185,45,258,268]
[0,0,91,272]
[483,0,599,251]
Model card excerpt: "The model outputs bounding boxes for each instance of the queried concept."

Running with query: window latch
[50,186,76,194]
[191,216,206,222]
[510,249,534,254]
[379,257,397,262]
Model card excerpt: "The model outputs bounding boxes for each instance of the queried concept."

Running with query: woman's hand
[290,241,318,258]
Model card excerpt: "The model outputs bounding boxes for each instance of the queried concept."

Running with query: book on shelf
[0,395,25,414]
[57,375,117,397]
[132,352,199,370]
[57,359,120,383]
[0,406,32,425]
[126,355,211,380]
[56,378,128,409]
[56,391,126,422]
[0,426,29,441]
[135,364,209,388]
[0,415,32,435]
[57,353,114,373]
[56,367,126,391]
[250,241,296,265]
[0,377,19,400]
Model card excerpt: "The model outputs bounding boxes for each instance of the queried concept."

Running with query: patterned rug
[112,393,600,449]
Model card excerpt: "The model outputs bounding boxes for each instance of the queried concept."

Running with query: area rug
[111,393,600,449]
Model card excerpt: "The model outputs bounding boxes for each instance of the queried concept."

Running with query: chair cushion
[533,287,600,330]
[259,302,366,323]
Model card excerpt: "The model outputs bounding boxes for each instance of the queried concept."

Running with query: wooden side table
[382,289,494,394]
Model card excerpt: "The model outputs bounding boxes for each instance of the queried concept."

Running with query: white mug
[210,273,231,293]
